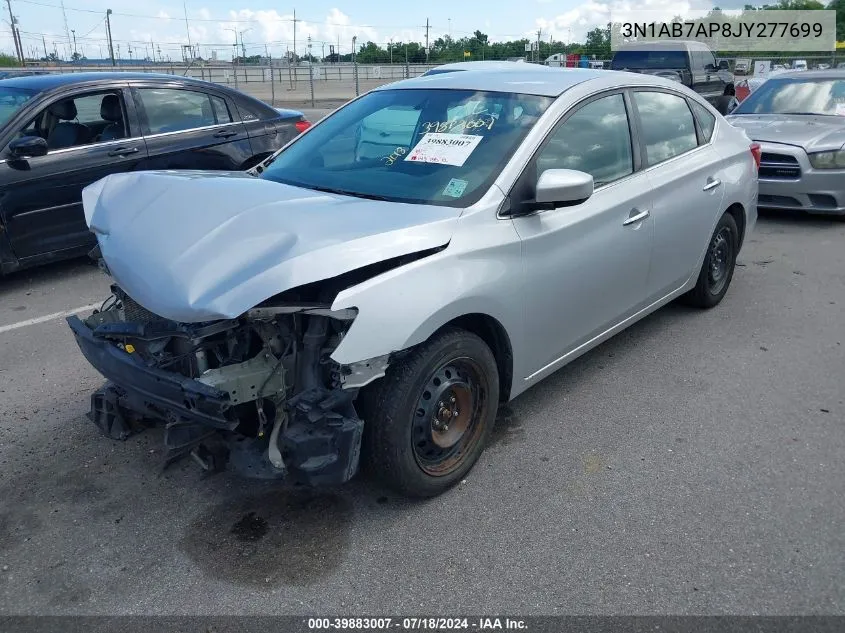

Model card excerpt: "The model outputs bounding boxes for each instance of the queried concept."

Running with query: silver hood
[726,114,845,152]
[82,170,460,323]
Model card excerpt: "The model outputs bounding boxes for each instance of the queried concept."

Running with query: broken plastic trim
[339,354,391,389]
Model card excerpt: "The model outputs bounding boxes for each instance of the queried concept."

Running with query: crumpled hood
[83,170,460,323]
[726,114,845,151]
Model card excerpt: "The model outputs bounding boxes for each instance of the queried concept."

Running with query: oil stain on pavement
[180,488,354,587]
[488,404,524,448]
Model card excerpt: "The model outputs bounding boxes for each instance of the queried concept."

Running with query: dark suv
[610,41,736,114]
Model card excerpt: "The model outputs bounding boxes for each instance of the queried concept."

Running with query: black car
[610,41,737,114]
[0,72,311,274]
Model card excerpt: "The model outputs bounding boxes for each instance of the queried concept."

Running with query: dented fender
[329,202,529,398]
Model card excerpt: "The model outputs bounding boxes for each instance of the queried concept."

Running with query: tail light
[750,142,762,171]
[295,119,312,133]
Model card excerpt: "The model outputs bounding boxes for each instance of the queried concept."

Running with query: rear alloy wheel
[683,212,739,309]
[359,328,499,498]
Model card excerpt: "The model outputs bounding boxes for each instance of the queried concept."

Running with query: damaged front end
[67,284,389,486]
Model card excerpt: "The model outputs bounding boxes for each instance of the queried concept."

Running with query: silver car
[68,68,758,498]
[727,70,845,216]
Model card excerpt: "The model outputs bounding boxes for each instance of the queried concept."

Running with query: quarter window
[138,88,232,134]
[537,93,633,187]
[634,91,698,165]
[689,99,716,144]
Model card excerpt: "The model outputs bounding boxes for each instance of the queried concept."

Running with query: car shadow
[0,255,97,293]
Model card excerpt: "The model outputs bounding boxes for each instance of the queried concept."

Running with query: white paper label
[835,103,845,116]
[404,133,483,167]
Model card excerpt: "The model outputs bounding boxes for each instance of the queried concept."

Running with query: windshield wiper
[308,185,391,202]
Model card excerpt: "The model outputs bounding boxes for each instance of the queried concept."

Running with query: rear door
[231,97,302,164]
[631,89,726,301]
[132,84,253,171]
[0,85,146,260]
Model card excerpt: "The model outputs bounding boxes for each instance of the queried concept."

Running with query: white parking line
[0,303,99,335]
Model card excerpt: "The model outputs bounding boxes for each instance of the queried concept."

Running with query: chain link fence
[8,52,844,107]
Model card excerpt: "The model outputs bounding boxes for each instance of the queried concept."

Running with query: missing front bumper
[67,315,364,486]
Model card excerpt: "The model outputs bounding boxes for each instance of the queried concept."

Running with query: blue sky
[3,0,736,61]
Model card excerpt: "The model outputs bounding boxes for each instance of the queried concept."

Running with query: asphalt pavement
[0,208,843,616]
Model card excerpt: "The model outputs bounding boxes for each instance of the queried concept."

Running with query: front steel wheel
[359,328,499,498]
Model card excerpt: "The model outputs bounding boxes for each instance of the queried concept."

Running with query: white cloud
[534,0,714,43]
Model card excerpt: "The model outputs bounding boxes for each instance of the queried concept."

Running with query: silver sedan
[70,68,758,498]
[727,70,845,216]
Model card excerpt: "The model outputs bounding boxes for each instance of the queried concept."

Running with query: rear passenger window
[537,93,633,187]
[139,88,228,134]
[689,99,716,143]
[634,91,698,165]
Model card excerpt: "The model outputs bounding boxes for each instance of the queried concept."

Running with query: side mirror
[536,169,594,206]
[9,136,47,159]
[718,60,730,71]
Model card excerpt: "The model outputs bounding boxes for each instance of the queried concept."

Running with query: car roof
[614,40,709,51]
[424,61,534,73]
[377,67,607,97]
[0,71,216,91]
[765,69,845,80]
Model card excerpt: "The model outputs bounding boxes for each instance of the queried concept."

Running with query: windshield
[732,78,845,116]
[259,88,553,206]
[610,50,688,70]
[0,86,36,127]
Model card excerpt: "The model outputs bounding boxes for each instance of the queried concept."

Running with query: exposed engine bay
[67,281,392,485]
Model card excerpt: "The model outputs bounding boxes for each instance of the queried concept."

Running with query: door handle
[703,178,722,191]
[622,208,650,226]
[213,129,238,138]
[107,147,139,157]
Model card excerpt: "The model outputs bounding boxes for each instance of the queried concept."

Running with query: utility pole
[292,9,299,64]
[150,37,154,62]
[13,17,23,65]
[425,18,430,63]
[536,29,541,63]
[42,34,47,60]
[60,0,71,54]
[183,1,191,49]
[71,29,77,57]
[128,44,132,61]
[116,42,120,64]
[5,0,23,64]
[105,8,115,66]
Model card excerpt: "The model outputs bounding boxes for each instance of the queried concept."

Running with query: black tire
[358,327,499,498]
[714,95,737,115]
[683,212,739,309]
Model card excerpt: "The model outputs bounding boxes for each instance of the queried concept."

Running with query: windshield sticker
[404,133,483,166]
[422,115,496,134]
[382,146,407,166]
[443,178,468,198]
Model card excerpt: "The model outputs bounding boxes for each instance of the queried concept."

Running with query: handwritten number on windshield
[422,116,495,134]
[382,146,407,166]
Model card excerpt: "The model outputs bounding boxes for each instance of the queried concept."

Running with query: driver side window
[536,93,634,187]
[19,90,128,152]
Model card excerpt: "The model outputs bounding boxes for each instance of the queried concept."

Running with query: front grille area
[759,152,801,180]
[122,294,164,323]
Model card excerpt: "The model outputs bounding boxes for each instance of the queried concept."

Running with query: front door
[132,85,253,171]
[511,92,654,376]
[0,87,146,260]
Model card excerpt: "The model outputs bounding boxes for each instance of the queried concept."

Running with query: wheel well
[726,203,746,248]
[440,314,514,403]
[239,153,271,171]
